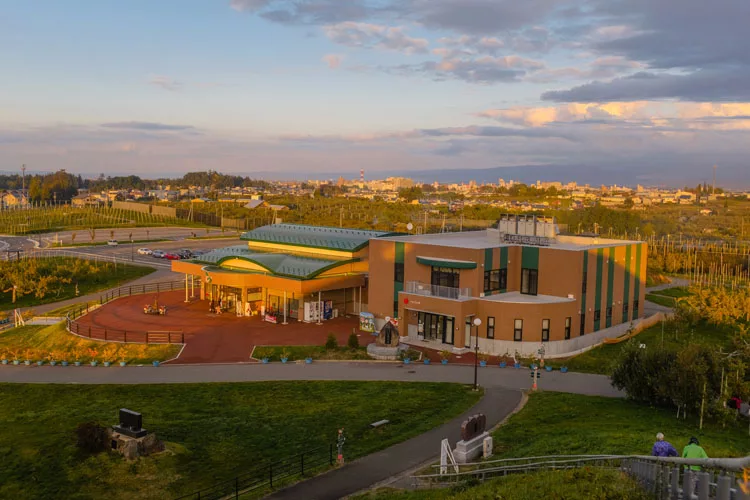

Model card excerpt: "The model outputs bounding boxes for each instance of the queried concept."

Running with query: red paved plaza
[74,291,368,364]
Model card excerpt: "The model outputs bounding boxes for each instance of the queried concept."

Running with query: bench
[370,419,390,429]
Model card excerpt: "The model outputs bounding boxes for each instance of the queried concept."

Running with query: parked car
[177,249,193,259]
[164,253,181,260]
[137,248,153,255]
[151,250,166,258]
[107,240,118,246]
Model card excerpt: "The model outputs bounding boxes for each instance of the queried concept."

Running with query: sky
[1,0,749,185]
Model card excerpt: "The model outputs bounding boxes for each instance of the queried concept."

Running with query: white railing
[405,281,472,300]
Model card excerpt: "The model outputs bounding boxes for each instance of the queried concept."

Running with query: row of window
[486,316,572,342]
[592,301,639,322]
[483,268,507,293]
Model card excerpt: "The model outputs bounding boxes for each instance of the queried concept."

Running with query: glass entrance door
[417,312,455,345]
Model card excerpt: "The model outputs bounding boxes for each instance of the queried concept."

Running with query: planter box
[36,361,44,366]
[24,360,31,366]
[424,359,431,365]
[61,361,69,366]
[305,358,313,364]
[152,361,160,367]
[261,358,269,364]
[479,360,487,367]
[104,362,111,367]
[90,361,98,367]
[560,367,568,373]
[13,360,20,365]
[499,362,507,368]
[50,361,57,366]
[281,358,289,364]
[403,358,411,364]
[514,363,521,369]
[120,361,127,367]
[1,359,7,365]
[441,359,448,365]
[545,366,553,372]
[74,361,81,366]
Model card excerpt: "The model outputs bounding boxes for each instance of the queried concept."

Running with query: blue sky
[1,0,749,185]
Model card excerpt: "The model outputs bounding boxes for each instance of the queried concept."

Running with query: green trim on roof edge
[415,256,477,269]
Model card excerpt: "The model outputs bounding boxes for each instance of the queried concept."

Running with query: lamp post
[472,317,482,391]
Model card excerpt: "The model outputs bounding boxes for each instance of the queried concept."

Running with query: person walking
[652,432,678,457]
[682,436,708,494]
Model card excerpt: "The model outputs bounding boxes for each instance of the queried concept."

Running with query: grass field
[252,345,372,361]
[494,392,749,459]
[645,286,691,308]
[548,319,732,375]
[0,381,480,499]
[356,469,649,500]
[0,322,180,364]
[0,260,155,311]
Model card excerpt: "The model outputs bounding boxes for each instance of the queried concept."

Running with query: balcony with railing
[404,281,472,301]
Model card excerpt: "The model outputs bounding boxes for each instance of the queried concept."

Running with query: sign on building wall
[359,312,375,333]
[502,233,552,246]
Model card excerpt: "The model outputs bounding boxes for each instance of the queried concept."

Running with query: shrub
[347,333,359,350]
[325,334,338,350]
[75,421,110,454]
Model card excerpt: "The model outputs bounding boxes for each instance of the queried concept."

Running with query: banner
[359,312,375,333]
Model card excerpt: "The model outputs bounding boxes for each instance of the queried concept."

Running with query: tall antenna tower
[21,164,26,193]
[712,164,717,194]
[360,169,364,185]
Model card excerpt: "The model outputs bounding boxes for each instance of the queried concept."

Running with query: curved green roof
[191,246,359,279]
[241,224,397,252]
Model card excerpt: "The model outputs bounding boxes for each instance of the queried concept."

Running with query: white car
[137,248,153,255]
[106,240,118,246]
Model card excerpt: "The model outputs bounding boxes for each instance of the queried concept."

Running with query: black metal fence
[99,280,186,305]
[174,444,335,500]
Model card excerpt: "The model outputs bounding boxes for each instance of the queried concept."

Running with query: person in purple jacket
[652,432,678,457]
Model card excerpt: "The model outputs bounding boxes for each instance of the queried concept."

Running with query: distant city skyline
[1,1,749,185]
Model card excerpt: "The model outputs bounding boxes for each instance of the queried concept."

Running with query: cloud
[413,0,561,35]
[321,54,343,69]
[391,54,543,83]
[100,122,196,132]
[324,22,428,54]
[541,68,750,103]
[148,75,183,92]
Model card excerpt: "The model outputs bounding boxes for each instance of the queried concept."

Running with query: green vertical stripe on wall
[395,242,405,264]
[484,248,492,270]
[581,251,588,334]
[521,247,539,269]
[594,248,603,331]
[606,247,615,328]
[634,243,642,316]
[623,245,631,323]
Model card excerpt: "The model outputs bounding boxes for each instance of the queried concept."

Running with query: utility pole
[21,164,26,202]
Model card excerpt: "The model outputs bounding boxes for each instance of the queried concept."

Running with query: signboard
[359,312,375,333]
[502,233,551,246]
[323,300,333,320]
[264,313,277,324]
[460,414,487,441]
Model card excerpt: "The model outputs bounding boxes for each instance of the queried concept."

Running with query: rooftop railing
[404,281,472,300]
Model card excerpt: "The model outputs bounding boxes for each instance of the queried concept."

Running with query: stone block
[453,431,489,464]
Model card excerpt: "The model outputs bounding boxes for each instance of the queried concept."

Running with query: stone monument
[366,320,407,360]
[453,413,490,463]
[111,408,164,459]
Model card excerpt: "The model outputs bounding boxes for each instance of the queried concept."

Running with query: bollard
[671,467,680,500]
[682,469,693,499]
[716,475,731,500]
[697,471,709,500]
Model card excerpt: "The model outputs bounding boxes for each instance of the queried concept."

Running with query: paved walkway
[267,386,522,500]
[0,362,622,397]
[646,277,689,292]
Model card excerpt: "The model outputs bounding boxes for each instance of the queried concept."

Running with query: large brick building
[368,215,646,356]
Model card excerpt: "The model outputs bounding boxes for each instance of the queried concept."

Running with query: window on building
[580,314,586,335]
[633,300,639,317]
[541,319,550,342]
[393,300,398,318]
[520,268,538,295]
[394,262,404,283]
[606,306,612,319]
[487,316,495,339]
[483,269,507,293]
[514,319,523,341]
[623,303,629,315]
[594,309,601,322]
[582,271,587,293]
[565,317,571,339]
[431,267,460,288]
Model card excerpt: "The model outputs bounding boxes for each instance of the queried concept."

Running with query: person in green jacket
[682,436,708,471]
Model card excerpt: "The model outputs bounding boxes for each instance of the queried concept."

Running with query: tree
[623,197,634,208]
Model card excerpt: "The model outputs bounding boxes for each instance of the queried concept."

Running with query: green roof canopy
[416,256,477,269]
[241,224,397,252]
[191,245,359,279]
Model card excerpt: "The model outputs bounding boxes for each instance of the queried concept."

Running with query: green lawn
[646,287,691,308]
[494,392,749,459]
[548,319,732,375]
[252,345,373,361]
[0,322,180,364]
[0,261,155,311]
[356,469,649,500]
[0,381,481,499]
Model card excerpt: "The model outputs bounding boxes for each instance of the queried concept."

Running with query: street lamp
[472,317,482,391]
